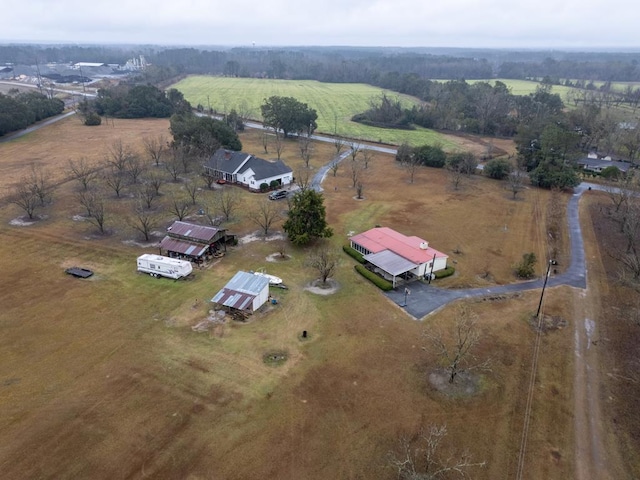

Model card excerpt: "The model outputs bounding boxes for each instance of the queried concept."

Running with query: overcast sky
[2,0,639,50]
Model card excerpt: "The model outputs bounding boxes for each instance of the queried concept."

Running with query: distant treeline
[2,45,640,83]
[0,91,64,136]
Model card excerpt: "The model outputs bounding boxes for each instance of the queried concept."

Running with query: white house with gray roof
[204,148,293,191]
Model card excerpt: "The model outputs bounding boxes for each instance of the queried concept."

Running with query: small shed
[211,271,270,314]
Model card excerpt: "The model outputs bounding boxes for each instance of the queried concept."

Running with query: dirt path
[572,287,610,480]
[572,196,629,480]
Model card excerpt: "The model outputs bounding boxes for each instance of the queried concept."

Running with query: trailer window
[150,263,156,269]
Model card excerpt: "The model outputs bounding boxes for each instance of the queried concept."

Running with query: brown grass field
[0,115,631,479]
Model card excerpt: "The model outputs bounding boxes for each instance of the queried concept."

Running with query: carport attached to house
[364,250,419,288]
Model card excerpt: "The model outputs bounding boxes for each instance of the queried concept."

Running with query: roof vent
[419,242,429,250]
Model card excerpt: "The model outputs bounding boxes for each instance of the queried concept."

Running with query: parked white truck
[137,254,193,279]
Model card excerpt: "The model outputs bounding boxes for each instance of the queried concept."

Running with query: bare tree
[356,182,364,199]
[333,136,346,158]
[274,239,288,259]
[295,168,312,191]
[348,140,361,162]
[27,165,53,206]
[388,424,486,480]
[604,172,637,215]
[350,158,364,188]
[179,147,194,174]
[11,183,39,219]
[402,154,421,184]
[423,305,490,384]
[508,168,527,199]
[144,170,165,196]
[619,196,640,254]
[184,180,200,206]
[125,155,146,185]
[129,203,159,242]
[362,148,375,169]
[106,139,134,174]
[77,190,107,233]
[137,182,158,209]
[102,166,126,198]
[68,157,98,191]
[143,134,166,167]
[447,164,464,191]
[201,167,216,189]
[298,134,313,168]
[305,247,339,285]
[273,131,285,160]
[168,195,191,221]
[165,147,183,182]
[201,200,222,226]
[329,159,340,177]
[261,131,269,154]
[248,198,282,236]
[215,187,240,222]
[237,99,254,126]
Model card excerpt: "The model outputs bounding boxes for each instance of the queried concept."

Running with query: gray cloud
[2,0,639,48]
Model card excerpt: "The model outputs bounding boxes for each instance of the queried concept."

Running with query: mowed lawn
[0,117,576,479]
[171,76,458,149]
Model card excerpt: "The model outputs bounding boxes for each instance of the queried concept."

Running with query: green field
[170,76,456,148]
[468,78,575,100]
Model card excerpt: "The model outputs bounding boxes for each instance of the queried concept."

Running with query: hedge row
[434,266,455,279]
[342,245,365,263]
[354,265,394,291]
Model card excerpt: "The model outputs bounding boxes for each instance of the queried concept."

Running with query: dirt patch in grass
[304,278,340,295]
[265,252,291,262]
[428,370,484,397]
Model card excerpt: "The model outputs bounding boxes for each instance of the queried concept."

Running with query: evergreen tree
[283,189,333,246]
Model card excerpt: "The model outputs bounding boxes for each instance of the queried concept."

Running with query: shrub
[354,264,393,291]
[84,112,102,126]
[434,266,456,279]
[484,158,512,179]
[413,144,446,168]
[259,182,269,192]
[343,245,365,263]
[600,165,621,180]
[515,252,537,278]
[269,180,280,189]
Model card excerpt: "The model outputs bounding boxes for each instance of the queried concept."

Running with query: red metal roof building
[350,227,448,287]
[160,221,229,262]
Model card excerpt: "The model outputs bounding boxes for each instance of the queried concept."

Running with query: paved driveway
[385,183,593,319]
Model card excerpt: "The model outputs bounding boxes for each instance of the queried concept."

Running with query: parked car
[268,190,288,200]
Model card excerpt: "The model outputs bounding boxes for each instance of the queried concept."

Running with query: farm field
[171,76,459,149]
[0,116,633,478]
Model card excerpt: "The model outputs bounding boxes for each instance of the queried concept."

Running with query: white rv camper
[137,254,193,279]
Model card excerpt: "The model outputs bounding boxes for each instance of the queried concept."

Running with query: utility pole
[536,260,553,318]
[34,57,44,96]
[79,65,86,93]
